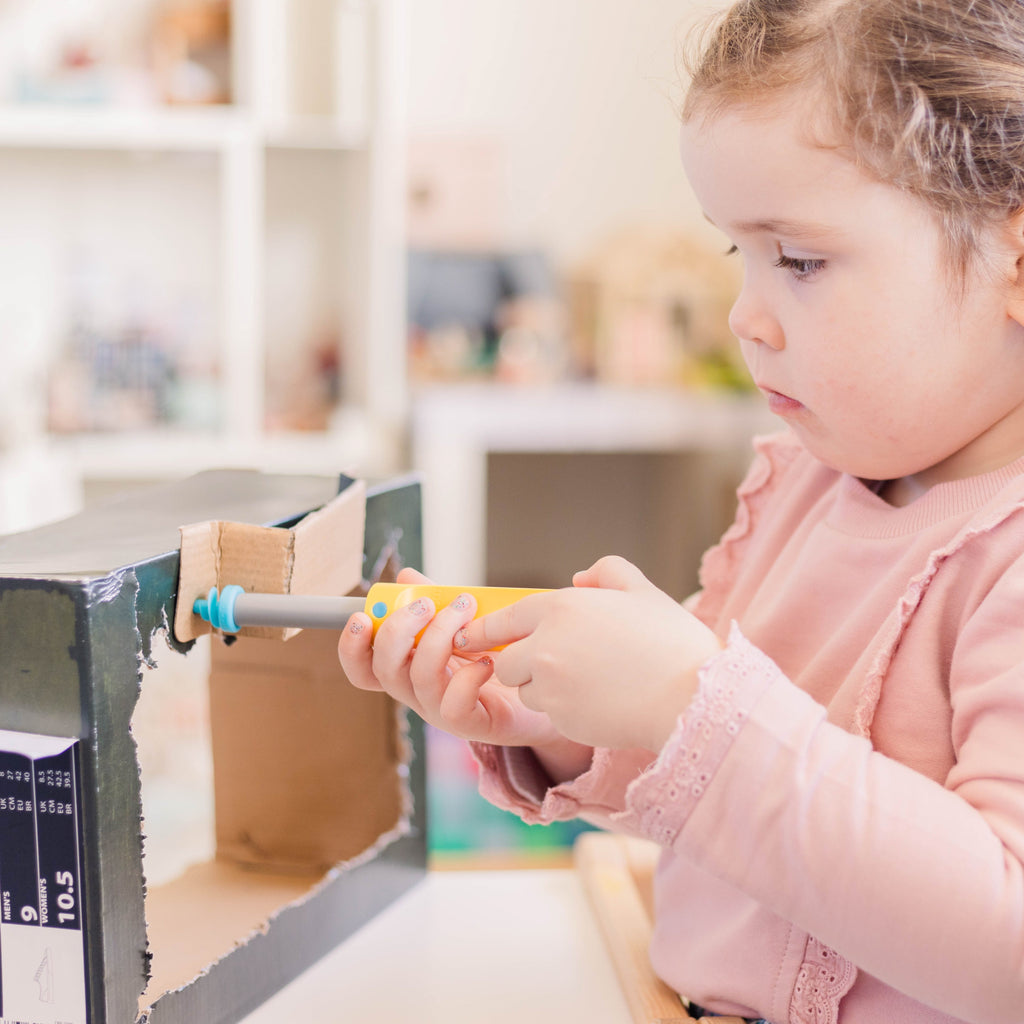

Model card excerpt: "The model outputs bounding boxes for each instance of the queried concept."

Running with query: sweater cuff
[471,742,630,825]
[616,622,782,845]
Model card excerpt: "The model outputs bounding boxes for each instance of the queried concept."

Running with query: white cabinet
[0,0,408,514]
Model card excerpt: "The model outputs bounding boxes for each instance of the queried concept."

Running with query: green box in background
[426,727,594,866]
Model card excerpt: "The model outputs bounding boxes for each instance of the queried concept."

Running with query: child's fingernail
[454,628,468,649]
[408,599,431,617]
[452,593,472,611]
[478,655,493,668]
[349,618,365,635]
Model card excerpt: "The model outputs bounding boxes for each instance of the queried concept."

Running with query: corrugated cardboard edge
[139,702,415,1012]
[173,479,367,644]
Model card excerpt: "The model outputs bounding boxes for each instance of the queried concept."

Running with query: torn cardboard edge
[0,471,425,1024]
[140,476,417,1014]
[173,478,367,644]
[139,702,415,1009]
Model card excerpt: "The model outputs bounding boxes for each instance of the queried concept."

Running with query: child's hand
[454,556,723,753]
[338,567,567,750]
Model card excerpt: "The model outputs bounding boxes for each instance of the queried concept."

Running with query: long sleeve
[620,623,1024,1024]
[471,438,1024,1023]
[471,739,657,833]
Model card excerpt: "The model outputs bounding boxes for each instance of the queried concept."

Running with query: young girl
[339,2,1024,1021]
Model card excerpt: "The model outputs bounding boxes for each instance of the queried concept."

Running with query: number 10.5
[54,869,76,924]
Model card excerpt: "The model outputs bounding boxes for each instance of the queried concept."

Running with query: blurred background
[0,0,774,869]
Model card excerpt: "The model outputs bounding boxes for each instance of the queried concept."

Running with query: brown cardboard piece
[173,478,367,644]
[140,627,410,1005]
[142,863,314,1004]
[140,476,412,1014]
[209,626,406,871]
[139,630,407,1007]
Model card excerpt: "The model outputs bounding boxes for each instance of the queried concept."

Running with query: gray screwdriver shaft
[231,592,366,631]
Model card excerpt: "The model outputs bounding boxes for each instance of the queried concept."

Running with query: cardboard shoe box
[0,470,427,1024]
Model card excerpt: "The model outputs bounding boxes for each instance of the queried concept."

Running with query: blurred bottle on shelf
[151,0,232,106]
[47,249,220,434]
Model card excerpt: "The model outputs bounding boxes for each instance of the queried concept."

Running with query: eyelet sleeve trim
[789,936,858,1024]
[615,627,860,1024]
[616,622,781,845]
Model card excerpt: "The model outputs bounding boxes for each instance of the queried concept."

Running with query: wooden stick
[573,832,748,1024]
[574,832,691,1024]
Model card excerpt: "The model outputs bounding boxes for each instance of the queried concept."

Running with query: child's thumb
[573,554,652,592]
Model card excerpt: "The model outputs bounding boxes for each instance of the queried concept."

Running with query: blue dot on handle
[371,601,389,618]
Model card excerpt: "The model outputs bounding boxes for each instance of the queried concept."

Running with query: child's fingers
[438,656,495,730]
[572,555,651,591]
[369,597,435,696]
[491,640,546,717]
[454,590,552,653]
[337,612,383,691]
[396,566,431,585]
[409,592,479,707]
[490,635,535,691]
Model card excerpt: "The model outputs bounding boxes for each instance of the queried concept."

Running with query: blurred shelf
[412,381,774,453]
[261,116,369,151]
[49,411,375,481]
[0,105,370,153]
[0,0,409,515]
[0,105,246,151]
[411,382,777,584]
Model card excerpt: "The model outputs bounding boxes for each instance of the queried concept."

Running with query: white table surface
[238,868,634,1023]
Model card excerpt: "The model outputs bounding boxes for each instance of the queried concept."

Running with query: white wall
[407,0,726,264]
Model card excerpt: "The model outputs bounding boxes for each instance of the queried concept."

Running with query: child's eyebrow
[733,218,833,239]
[703,213,834,240]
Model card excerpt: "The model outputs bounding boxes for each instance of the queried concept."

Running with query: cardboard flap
[209,627,405,872]
[174,479,366,643]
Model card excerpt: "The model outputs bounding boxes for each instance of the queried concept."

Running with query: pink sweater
[473,433,1024,1024]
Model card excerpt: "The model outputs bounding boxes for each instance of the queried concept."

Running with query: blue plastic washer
[218,584,244,632]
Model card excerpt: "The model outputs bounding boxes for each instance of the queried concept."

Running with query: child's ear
[1006,207,1024,328]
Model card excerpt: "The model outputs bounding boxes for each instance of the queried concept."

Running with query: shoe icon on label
[34,946,54,1003]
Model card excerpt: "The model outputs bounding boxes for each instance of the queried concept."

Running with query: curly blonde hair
[683,0,1024,271]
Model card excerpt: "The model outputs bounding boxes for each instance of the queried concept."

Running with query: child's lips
[761,386,804,416]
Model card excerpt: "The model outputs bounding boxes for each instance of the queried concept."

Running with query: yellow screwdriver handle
[362,582,548,640]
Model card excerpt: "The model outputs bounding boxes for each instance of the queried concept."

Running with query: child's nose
[728,284,785,351]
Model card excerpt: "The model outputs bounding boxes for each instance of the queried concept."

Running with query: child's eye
[775,253,826,280]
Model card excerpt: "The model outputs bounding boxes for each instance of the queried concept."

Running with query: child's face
[680,97,1024,490]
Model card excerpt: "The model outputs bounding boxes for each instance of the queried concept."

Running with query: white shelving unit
[0,0,408,524]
